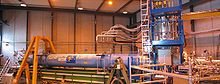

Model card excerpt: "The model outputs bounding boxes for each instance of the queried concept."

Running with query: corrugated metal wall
[96,15,113,54]
[1,10,130,62]
[2,10,27,65]
[115,16,130,54]
[53,12,74,54]
[75,13,95,54]
[184,0,220,58]
[133,0,220,58]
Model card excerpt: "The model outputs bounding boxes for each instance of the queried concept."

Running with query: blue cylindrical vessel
[35,54,141,68]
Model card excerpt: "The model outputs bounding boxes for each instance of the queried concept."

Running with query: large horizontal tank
[35,54,142,68]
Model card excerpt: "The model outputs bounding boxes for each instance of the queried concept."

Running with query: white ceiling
[1,0,140,13]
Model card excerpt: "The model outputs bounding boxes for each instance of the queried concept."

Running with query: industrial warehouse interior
[0,0,220,84]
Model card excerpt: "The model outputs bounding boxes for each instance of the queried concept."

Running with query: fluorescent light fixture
[123,11,128,14]
[20,3,27,7]
[78,7,84,10]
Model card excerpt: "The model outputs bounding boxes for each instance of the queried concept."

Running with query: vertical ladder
[129,1,153,83]
[0,58,11,81]
[140,0,152,82]
[130,0,167,83]
[141,0,151,57]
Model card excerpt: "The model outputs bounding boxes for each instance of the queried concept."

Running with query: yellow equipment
[13,36,56,84]
[107,57,130,84]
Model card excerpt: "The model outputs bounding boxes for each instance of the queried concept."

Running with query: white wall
[53,12,74,54]
[2,10,131,64]
[75,13,95,54]
[194,0,220,11]
[2,10,27,65]
[184,0,220,59]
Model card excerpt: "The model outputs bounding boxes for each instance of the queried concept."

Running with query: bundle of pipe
[96,24,142,44]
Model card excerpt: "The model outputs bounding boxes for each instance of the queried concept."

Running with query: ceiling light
[78,7,84,10]
[108,1,113,5]
[123,11,128,14]
[20,3,27,7]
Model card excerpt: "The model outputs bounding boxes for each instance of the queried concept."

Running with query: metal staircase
[0,57,11,82]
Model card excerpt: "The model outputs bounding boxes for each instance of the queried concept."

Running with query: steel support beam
[112,16,115,54]
[47,0,54,41]
[48,0,53,8]
[189,4,197,55]
[182,10,220,20]
[26,11,29,49]
[133,0,212,16]
[115,0,133,13]
[96,0,105,11]
[75,0,78,10]
[0,10,2,54]
[73,0,78,54]
[94,15,97,53]
[182,0,212,10]
[0,5,131,17]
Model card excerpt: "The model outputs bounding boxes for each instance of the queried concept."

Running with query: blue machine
[34,54,141,68]
[149,0,185,64]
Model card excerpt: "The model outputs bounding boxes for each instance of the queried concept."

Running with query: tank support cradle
[107,57,130,84]
[12,36,56,84]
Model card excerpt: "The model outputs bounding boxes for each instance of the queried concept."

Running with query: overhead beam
[75,0,78,9]
[96,0,105,11]
[130,9,220,27]
[182,10,220,20]
[48,0,53,8]
[133,0,213,15]
[182,0,212,10]
[115,0,133,13]
[0,5,132,17]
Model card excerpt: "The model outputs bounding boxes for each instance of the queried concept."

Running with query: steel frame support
[13,36,56,84]
[73,0,78,54]
[0,10,2,54]
[107,57,130,84]
[96,0,105,11]
[112,16,115,54]
[26,11,29,49]
[149,0,185,64]
[94,15,97,53]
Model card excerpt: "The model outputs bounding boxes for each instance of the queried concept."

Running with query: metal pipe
[188,57,193,84]
[198,75,220,81]
[188,28,220,35]
[128,57,132,84]
[131,66,189,80]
